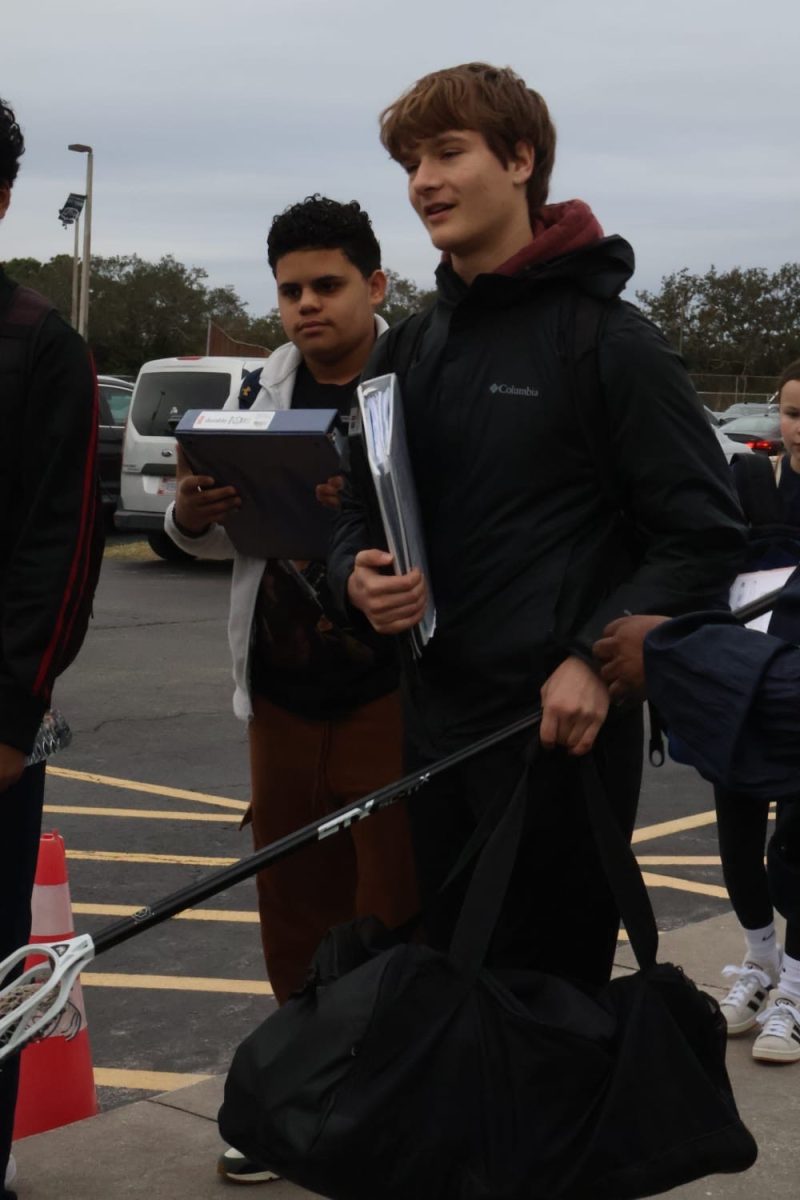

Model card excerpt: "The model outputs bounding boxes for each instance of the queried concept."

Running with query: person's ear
[367,269,387,308]
[510,141,534,187]
[0,183,10,220]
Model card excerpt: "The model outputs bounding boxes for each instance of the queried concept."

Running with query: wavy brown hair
[379,63,556,217]
[777,359,800,399]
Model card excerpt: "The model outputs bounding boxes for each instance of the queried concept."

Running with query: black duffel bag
[219,743,757,1199]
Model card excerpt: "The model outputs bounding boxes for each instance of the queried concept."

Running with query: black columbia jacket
[0,268,101,754]
[328,233,746,750]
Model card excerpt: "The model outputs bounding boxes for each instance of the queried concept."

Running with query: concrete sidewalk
[12,911,799,1199]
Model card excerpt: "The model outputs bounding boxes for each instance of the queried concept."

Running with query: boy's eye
[402,162,419,176]
[281,286,301,301]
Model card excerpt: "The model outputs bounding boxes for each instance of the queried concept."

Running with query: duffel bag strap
[578,755,659,970]
[448,738,539,979]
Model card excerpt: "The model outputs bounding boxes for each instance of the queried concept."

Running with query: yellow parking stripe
[632,811,717,844]
[637,855,722,866]
[68,849,238,867]
[102,541,154,562]
[72,902,257,923]
[94,1067,211,1091]
[48,766,248,811]
[641,871,728,899]
[83,971,273,996]
[44,805,239,823]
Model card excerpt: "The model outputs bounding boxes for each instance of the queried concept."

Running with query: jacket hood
[435,199,635,308]
[257,313,390,395]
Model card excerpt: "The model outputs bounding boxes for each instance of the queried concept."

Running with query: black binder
[175,408,343,559]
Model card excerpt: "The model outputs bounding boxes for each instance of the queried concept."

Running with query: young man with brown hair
[329,63,746,987]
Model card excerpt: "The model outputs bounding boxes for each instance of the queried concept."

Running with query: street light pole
[71,211,81,328]
[58,191,86,332]
[68,143,93,339]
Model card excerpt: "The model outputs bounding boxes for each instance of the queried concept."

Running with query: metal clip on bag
[219,742,757,1200]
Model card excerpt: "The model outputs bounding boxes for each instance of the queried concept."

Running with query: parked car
[713,423,754,463]
[717,401,776,426]
[97,375,134,521]
[720,414,784,456]
[115,355,268,560]
[703,403,752,462]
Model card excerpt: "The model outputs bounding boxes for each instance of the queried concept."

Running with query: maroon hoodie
[495,199,604,275]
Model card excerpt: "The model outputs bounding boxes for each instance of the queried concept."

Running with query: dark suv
[97,375,134,519]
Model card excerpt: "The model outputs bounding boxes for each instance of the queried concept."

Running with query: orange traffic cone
[13,831,98,1138]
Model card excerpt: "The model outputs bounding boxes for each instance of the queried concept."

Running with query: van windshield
[130,372,232,436]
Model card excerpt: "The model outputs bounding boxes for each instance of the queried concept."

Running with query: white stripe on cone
[30,880,87,1036]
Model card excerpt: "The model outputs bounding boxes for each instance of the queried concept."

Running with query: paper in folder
[356,373,436,657]
[175,408,343,560]
[729,566,796,633]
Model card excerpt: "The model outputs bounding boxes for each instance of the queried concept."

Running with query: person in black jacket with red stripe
[328,63,746,991]
[0,98,101,1200]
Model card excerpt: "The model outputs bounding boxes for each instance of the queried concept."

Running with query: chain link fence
[690,374,779,412]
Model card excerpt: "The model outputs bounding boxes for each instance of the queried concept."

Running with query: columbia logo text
[489,383,539,397]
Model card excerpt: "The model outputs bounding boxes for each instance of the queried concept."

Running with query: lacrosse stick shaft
[91,710,542,957]
[81,587,792,957]
[33,587,797,960]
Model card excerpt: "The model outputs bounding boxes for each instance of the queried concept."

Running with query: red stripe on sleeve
[33,355,100,696]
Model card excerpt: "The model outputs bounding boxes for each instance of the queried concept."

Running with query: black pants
[0,764,45,1199]
[714,785,800,959]
[407,708,643,991]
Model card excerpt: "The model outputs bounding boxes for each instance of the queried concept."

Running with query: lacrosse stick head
[0,933,95,1064]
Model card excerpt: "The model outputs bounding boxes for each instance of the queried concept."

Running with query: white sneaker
[217,1145,281,1184]
[4,1154,17,1189]
[752,990,800,1063]
[719,960,777,1035]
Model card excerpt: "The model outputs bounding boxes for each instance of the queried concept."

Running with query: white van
[115,355,268,559]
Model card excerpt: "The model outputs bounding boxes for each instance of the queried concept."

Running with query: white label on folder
[192,410,276,431]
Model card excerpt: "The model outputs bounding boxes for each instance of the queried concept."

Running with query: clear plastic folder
[729,566,796,632]
[356,373,436,657]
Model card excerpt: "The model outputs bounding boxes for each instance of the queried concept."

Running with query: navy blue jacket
[644,567,800,799]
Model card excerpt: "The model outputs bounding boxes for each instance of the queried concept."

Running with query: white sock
[779,953,800,1002]
[743,923,780,972]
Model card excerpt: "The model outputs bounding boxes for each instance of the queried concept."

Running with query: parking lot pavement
[30,545,766,1114]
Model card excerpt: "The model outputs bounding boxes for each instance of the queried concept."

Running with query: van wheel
[147,531,196,563]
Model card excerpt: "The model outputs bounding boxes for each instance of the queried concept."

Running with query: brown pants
[248,690,418,1004]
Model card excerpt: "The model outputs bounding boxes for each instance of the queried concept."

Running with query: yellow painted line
[637,855,722,866]
[72,901,257,923]
[103,542,156,562]
[94,1067,211,1091]
[641,871,728,899]
[83,972,273,996]
[44,805,239,823]
[632,810,717,844]
[68,848,238,867]
[48,766,248,812]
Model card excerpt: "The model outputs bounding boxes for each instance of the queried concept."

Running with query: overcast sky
[4,0,799,319]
